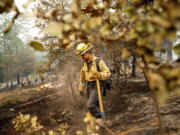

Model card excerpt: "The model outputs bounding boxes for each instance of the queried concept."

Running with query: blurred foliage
[1,0,180,102]
[173,43,180,55]
[29,41,45,51]
[12,113,44,135]
[83,113,100,135]
[147,62,180,103]
[57,123,69,135]
[0,0,14,13]
[12,112,100,135]
[39,0,180,103]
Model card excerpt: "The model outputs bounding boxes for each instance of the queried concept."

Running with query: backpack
[95,58,112,90]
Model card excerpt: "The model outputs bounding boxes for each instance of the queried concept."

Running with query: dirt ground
[0,74,179,135]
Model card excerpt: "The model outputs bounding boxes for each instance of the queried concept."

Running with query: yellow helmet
[74,43,93,56]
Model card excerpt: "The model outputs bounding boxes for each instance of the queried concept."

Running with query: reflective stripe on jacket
[79,55,111,92]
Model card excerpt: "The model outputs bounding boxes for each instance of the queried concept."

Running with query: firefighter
[75,42,111,118]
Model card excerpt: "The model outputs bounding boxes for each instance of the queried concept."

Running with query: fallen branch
[116,122,158,135]
[0,93,58,113]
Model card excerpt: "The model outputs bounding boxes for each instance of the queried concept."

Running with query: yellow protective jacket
[79,56,111,92]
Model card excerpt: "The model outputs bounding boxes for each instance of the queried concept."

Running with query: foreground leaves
[173,43,180,55]
[12,113,44,134]
[147,63,180,103]
[29,41,45,51]
[0,0,14,13]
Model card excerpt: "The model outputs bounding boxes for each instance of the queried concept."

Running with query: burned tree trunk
[131,52,137,77]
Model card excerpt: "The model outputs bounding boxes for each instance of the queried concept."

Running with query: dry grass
[0,91,12,101]
[0,87,41,107]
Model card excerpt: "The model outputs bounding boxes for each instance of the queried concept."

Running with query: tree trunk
[16,74,20,85]
[5,63,10,88]
[131,53,137,77]
[10,79,13,88]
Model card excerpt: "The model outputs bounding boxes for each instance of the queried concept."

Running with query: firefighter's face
[81,52,91,62]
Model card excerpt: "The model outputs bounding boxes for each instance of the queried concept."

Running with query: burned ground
[0,74,179,135]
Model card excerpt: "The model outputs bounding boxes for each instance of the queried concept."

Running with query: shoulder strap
[95,58,101,72]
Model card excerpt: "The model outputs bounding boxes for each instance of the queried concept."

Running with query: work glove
[90,71,101,80]
[79,90,84,96]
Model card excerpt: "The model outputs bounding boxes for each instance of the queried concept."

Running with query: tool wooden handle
[96,79,105,117]
[94,60,105,118]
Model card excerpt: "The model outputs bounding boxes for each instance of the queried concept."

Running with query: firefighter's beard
[83,57,90,62]
[82,53,92,63]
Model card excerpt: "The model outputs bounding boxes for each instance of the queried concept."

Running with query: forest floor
[0,73,179,135]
